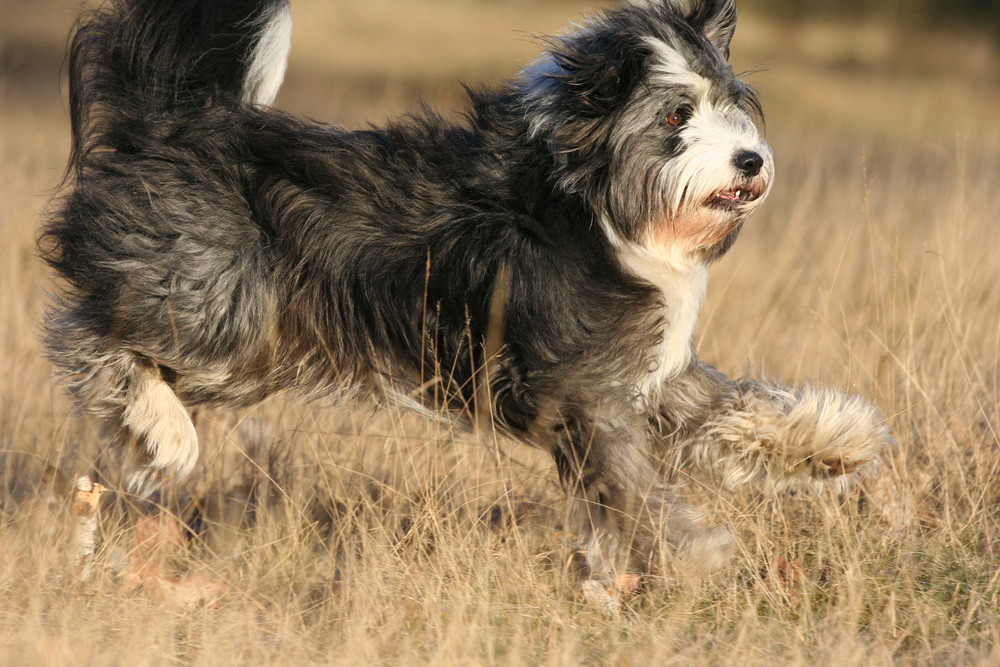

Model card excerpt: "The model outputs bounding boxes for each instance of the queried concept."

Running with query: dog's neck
[612,234,709,394]
[476,94,708,391]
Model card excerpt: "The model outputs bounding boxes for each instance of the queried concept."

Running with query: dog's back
[42,0,293,494]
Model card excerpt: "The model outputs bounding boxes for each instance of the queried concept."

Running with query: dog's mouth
[706,185,764,210]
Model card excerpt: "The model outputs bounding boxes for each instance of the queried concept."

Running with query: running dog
[42,0,892,580]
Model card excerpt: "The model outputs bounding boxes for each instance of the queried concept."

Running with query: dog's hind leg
[48,332,200,497]
[118,361,199,497]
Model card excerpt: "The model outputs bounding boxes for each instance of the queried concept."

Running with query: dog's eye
[665,110,687,127]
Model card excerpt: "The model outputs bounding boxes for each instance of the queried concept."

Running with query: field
[2,1,999,664]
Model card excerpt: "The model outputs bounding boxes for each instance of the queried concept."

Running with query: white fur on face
[644,38,774,253]
[657,103,772,215]
[645,37,714,94]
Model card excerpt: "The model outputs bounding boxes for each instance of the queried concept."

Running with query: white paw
[724,383,894,489]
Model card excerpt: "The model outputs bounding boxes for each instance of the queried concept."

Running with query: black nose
[733,150,764,177]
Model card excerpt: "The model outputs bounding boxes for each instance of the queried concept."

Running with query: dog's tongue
[718,190,739,200]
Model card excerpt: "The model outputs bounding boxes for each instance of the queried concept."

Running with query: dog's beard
[652,209,741,250]
[636,165,770,259]
[651,171,771,252]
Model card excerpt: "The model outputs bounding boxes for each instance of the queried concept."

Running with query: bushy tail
[54,0,290,495]
[67,0,291,174]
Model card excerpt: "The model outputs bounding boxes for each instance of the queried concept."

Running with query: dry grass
[2,1,1000,664]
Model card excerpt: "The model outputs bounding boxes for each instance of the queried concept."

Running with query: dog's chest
[618,250,708,397]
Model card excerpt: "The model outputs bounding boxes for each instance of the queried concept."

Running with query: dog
[42,0,892,581]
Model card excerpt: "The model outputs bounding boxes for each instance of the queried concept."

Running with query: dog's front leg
[546,408,733,581]
[656,361,893,493]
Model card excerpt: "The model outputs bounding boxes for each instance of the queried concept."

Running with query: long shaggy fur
[42,0,892,579]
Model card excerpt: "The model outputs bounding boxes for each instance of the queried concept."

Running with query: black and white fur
[43,0,892,580]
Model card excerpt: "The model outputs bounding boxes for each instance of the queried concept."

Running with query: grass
[2,1,999,664]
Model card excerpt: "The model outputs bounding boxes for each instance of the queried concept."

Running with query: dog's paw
[681,524,736,575]
[701,381,894,491]
[581,575,642,615]
[789,386,894,483]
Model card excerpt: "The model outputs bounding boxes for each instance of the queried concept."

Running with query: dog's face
[523,0,773,263]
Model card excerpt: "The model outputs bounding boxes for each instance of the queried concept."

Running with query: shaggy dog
[42,0,892,580]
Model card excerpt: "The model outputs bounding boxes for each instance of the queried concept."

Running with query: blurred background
[4,0,998,127]
[1,2,999,662]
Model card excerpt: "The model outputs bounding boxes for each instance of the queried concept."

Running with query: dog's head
[521,0,773,264]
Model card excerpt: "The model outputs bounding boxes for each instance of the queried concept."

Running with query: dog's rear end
[42,0,292,494]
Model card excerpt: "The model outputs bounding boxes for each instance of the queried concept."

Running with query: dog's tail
[56,0,289,495]
[67,0,292,175]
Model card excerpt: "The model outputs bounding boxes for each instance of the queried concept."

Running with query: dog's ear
[550,31,649,116]
[687,0,737,59]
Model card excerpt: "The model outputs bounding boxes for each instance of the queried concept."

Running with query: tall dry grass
[2,1,999,664]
